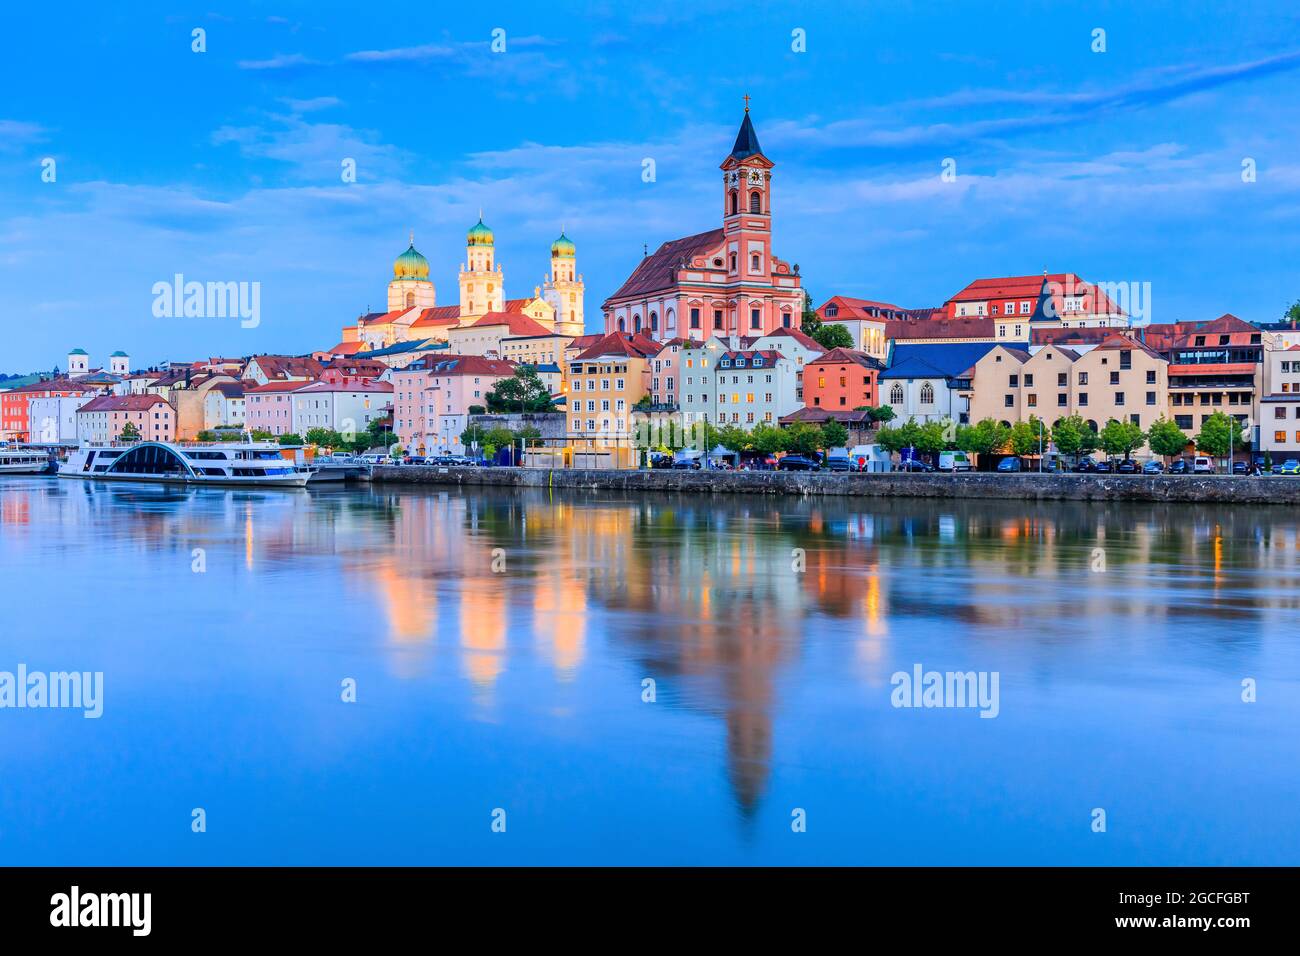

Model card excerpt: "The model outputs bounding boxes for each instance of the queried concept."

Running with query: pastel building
[602,107,804,341]
[816,297,904,360]
[878,343,1001,425]
[566,332,656,466]
[679,349,799,426]
[245,381,305,436]
[390,355,517,456]
[801,348,885,412]
[28,394,93,443]
[76,394,175,443]
[292,379,393,436]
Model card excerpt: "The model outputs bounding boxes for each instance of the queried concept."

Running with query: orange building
[1,378,96,442]
[801,348,884,411]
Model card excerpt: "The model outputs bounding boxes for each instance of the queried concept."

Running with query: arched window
[751,253,761,272]
[617,317,625,332]
[650,312,658,332]
[890,384,904,405]
[405,292,415,308]
[633,315,642,332]
[920,383,935,405]
[666,308,675,331]
[749,191,761,213]
[729,191,738,215]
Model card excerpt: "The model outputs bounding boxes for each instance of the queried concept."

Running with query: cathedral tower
[458,215,504,318]
[543,230,585,337]
[721,102,776,334]
[387,234,436,312]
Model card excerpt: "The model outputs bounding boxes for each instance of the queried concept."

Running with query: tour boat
[0,443,52,475]
[59,440,310,487]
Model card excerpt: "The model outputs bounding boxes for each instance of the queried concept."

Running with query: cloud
[279,96,342,113]
[211,117,409,181]
[237,52,321,71]
[0,120,47,150]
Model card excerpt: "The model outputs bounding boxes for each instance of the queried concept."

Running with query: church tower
[109,351,130,375]
[387,234,436,312]
[720,102,776,334]
[458,215,504,318]
[542,231,585,337]
[67,348,89,377]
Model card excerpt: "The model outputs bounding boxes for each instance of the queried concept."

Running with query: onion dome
[69,348,88,356]
[393,238,430,280]
[467,215,495,246]
[550,231,576,257]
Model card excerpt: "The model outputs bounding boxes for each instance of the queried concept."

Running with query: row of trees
[459,423,543,460]
[873,411,1248,462]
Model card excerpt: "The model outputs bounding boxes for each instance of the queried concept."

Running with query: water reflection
[2,477,1298,862]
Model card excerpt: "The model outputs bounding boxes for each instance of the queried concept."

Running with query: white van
[1192,456,1214,474]
[939,451,972,472]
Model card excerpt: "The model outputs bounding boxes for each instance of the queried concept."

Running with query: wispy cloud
[237,52,321,71]
[0,120,48,150]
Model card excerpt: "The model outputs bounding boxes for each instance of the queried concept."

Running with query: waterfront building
[800,348,885,412]
[292,379,393,437]
[76,394,175,443]
[202,382,245,431]
[750,326,826,403]
[566,332,656,466]
[27,394,92,443]
[679,348,799,427]
[244,355,324,387]
[602,106,805,341]
[1162,314,1267,437]
[944,272,1128,334]
[878,342,1001,425]
[244,381,306,436]
[2,377,98,442]
[390,355,517,456]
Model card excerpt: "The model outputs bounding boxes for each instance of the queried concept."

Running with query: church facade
[337,219,586,354]
[601,107,804,342]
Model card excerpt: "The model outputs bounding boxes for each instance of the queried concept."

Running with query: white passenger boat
[59,440,310,487]
[0,443,51,474]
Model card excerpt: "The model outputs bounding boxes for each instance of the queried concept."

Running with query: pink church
[602,107,805,342]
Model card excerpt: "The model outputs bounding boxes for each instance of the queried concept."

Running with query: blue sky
[2,0,1299,371]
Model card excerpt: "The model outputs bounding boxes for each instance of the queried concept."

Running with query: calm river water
[1,476,1297,865]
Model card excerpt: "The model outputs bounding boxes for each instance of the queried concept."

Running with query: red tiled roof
[327,341,361,355]
[245,381,311,394]
[1030,326,1118,347]
[817,295,909,320]
[295,380,393,394]
[886,316,996,340]
[467,311,553,337]
[806,347,884,370]
[401,354,516,376]
[78,394,171,413]
[409,305,462,329]
[1092,333,1165,361]
[948,272,1124,316]
[573,331,660,361]
[762,326,824,351]
[248,355,324,381]
[603,228,725,303]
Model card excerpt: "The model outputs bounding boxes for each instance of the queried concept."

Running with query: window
[1078,371,1088,385]
[1009,375,1019,387]
[1058,372,1067,387]
[1120,351,1132,370]
[1057,393,1068,406]
[1115,392,1125,406]
[1146,370,1156,384]
[1024,374,1034,387]
[890,384,904,404]
[1019,301,1031,314]
[1078,393,1089,406]
[1110,371,1120,385]
[920,383,934,404]
[1004,395,1014,407]
[1278,431,1288,443]
[1146,391,1156,406]
[714,310,723,329]
[690,308,700,329]
[1027,394,1037,407]
[751,253,761,272]
[751,308,761,329]
[749,191,761,213]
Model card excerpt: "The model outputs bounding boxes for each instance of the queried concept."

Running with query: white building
[28,395,92,443]
[878,343,1002,425]
[202,382,246,430]
[680,348,799,426]
[291,381,393,437]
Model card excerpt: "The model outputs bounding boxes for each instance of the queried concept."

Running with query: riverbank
[372,465,1300,504]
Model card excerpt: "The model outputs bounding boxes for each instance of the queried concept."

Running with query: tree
[799,290,822,338]
[118,421,140,441]
[1194,411,1244,463]
[821,420,850,451]
[1051,415,1097,460]
[750,423,788,456]
[196,430,218,442]
[485,426,518,460]
[1098,419,1147,458]
[249,429,275,442]
[516,425,543,448]
[955,418,1010,464]
[305,427,346,449]
[915,419,953,456]
[875,418,924,457]
[278,433,303,446]
[485,365,554,413]
[717,424,752,455]
[1009,416,1050,457]
[460,423,490,452]
[812,324,854,351]
[1284,299,1300,326]
[783,421,824,456]
[1147,416,1189,463]
[866,405,896,424]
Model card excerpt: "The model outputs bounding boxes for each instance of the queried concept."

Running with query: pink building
[76,394,175,443]
[244,381,305,436]
[602,106,804,342]
[390,355,516,456]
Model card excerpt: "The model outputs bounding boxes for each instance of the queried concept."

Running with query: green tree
[812,324,854,351]
[118,421,140,441]
[1009,416,1050,457]
[305,427,346,448]
[798,290,822,338]
[876,418,924,457]
[783,421,825,456]
[460,423,490,452]
[1050,415,1097,460]
[1147,416,1189,463]
[196,430,217,442]
[750,423,788,456]
[915,419,953,456]
[278,433,303,446]
[485,365,554,413]
[1194,411,1244,462]
[867,405,896,424]
[717,424,752,455]
[516,424,543,448]
[955,418,1010,463]
[249,429,274,442]
[1284,299,1300,325]
[1098,418,1147,458]
[821,420,850,450]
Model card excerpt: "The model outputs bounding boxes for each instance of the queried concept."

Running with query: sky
[2,0,1299,372]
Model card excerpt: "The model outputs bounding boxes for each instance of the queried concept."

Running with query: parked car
[1115,459,1139,474]
[1231,460,1249,475]
[938,451,972,472]
[1093,460,1113,473]
[1278,459,1300,475]
[1142,460,1165,474]
[358,453,386,465]
[1169,458,1193,474]
[777,455,821,472]
[1073,459,1097,473]
[672,458,702,470]
[1192,456,1215,474]
[823,455,852,472]
[403,455,427,465]
[996,456,1021,473]
[895,458,935,472]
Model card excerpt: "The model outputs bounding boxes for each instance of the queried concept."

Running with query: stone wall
[372,466,1300,504]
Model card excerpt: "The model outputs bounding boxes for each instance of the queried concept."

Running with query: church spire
[729,104,763,161]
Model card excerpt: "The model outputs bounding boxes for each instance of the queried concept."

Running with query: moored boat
[59,440,310,487]
[0,443,52,475]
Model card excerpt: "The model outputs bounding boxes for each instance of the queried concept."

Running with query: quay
[372,466,1300,504]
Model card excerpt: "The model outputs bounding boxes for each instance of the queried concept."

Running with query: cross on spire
[743,93,751,112]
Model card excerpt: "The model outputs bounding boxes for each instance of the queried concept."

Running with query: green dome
[467,216,494,246]
[551,231,576,257]
[110,351,128,358]
[393,241,429,280]
[69,348,88,356]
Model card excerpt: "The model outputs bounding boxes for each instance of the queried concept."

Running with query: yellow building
[566,331,656,468]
